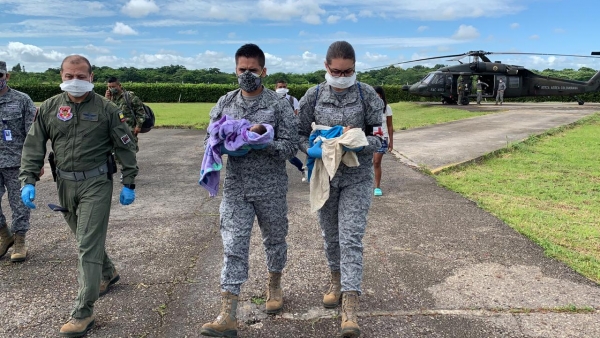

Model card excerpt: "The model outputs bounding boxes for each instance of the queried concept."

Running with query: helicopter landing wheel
[578,101,584,105]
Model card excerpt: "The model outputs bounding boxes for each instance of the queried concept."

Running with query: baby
[248,124,267,135]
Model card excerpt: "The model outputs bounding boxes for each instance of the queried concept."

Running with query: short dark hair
[235,43,265,68]
[61,55,92,74]
[326,41,355,65]
[374,86,387,107]
[107,76,119,83]
[276,79,287,85]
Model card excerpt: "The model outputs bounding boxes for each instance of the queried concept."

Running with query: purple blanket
[199,115,274,197]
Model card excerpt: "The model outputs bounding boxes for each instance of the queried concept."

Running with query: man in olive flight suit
[19,55,138,338]
[0,60,37,262]
[200,43,298,338]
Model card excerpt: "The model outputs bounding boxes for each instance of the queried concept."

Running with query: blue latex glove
[220,144,250,156]
[343,145,364,152]
[248,143,268,150]
[21,184,36,209]
[120,187,135,205]
[307,140,323,159]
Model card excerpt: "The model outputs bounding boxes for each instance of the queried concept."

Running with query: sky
[1,0,599,75]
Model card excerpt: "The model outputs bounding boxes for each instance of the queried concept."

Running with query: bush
[11,83,600,103]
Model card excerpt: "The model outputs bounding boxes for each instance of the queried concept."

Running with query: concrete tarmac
[1,102,599,337]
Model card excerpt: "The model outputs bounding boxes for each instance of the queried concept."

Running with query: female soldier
[298,40,383,338]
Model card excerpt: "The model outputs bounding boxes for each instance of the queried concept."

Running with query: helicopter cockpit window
[421,73,436,84]
[433,74,445,85]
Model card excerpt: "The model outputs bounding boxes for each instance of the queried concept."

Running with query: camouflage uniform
[476,81,488,104]
[19,92,138,319]
[108,90,145,153]
[298,82,383,294]
[496,80,506,104]
[207,87,298,295]
[0,87,36,234]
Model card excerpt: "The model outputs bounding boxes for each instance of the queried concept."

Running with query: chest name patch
[81,112,99,121]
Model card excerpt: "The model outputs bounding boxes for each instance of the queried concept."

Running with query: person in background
[0,60,38,263]
[372,86,393,196]
[275,79,306,181]
[496,79,506,105]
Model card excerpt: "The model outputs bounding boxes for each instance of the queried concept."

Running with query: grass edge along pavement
[435,113,600,284]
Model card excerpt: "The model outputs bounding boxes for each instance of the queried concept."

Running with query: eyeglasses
[327,65,355,78]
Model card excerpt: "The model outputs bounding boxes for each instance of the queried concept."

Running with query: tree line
[6,63,599,87]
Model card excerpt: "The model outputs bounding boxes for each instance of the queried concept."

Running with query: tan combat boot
[99,268,120,297]
[265,272,283,314]
[200,291,238,337]
[0,226,14,258]
[10,233,27,262]
[323,270,342,308]
[59,315,95,337]
[340,291,360,338]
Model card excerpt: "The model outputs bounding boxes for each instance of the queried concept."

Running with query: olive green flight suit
[19,92,138,319]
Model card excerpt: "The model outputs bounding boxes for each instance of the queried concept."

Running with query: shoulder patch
[120,134,131,145]
[119,112,126,122]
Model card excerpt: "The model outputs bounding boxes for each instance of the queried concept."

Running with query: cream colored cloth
[310,123,369,212]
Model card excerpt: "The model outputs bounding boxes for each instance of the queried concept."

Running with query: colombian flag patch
[119,112,125,122]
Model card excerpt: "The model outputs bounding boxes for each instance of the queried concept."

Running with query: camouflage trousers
[318,175,372,295]
[0,167,30,234]
[219,195,289,295]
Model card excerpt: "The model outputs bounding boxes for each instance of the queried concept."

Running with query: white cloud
[417,26,428,32]
[327,15,341,24]
[510,23,519,29]
[345,14,358,22]
[0,42,66,70]
[364,52,388,62]
[2,0,113,18]
[451,25,480,40]
[112,22,138,35]
[121,0,160,18]
[302,51,318,61]
[530,34,540,40]
[105,37,121,44]
[554,28,565,34]
[178,30,198,35]
[84,44,110,54]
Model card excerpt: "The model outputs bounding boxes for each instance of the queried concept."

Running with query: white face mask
[60,79,94,97]
[325,72,356,89]
[275,88,289,96]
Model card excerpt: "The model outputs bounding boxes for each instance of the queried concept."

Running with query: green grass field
[144,101,493,130]
[436,114,600,283]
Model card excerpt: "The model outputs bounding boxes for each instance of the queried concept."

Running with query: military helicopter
[395,50,600,105]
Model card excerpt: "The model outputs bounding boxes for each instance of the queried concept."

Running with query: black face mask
[238,70,262,92]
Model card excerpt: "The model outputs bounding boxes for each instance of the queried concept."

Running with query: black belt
[57,163,109,182]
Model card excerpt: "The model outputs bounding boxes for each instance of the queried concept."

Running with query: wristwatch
[123,184,136,190]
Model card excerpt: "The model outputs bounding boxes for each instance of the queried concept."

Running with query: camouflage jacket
[19,92,138,186]
[298,81,383,178]
[206,87,298,200]
[0,88,36,168]
[109,90,146,130]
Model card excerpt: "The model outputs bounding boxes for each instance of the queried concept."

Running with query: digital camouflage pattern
[109,90,145,131]
[207,87,297,295]
[298,81,383,294]
[0,88,35,233]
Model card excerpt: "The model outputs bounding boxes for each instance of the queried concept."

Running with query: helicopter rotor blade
[363,53,465,71]
[490,52,600,59]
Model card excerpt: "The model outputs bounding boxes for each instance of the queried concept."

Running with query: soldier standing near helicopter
[476,79,488,105]
[457,78,464,105]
